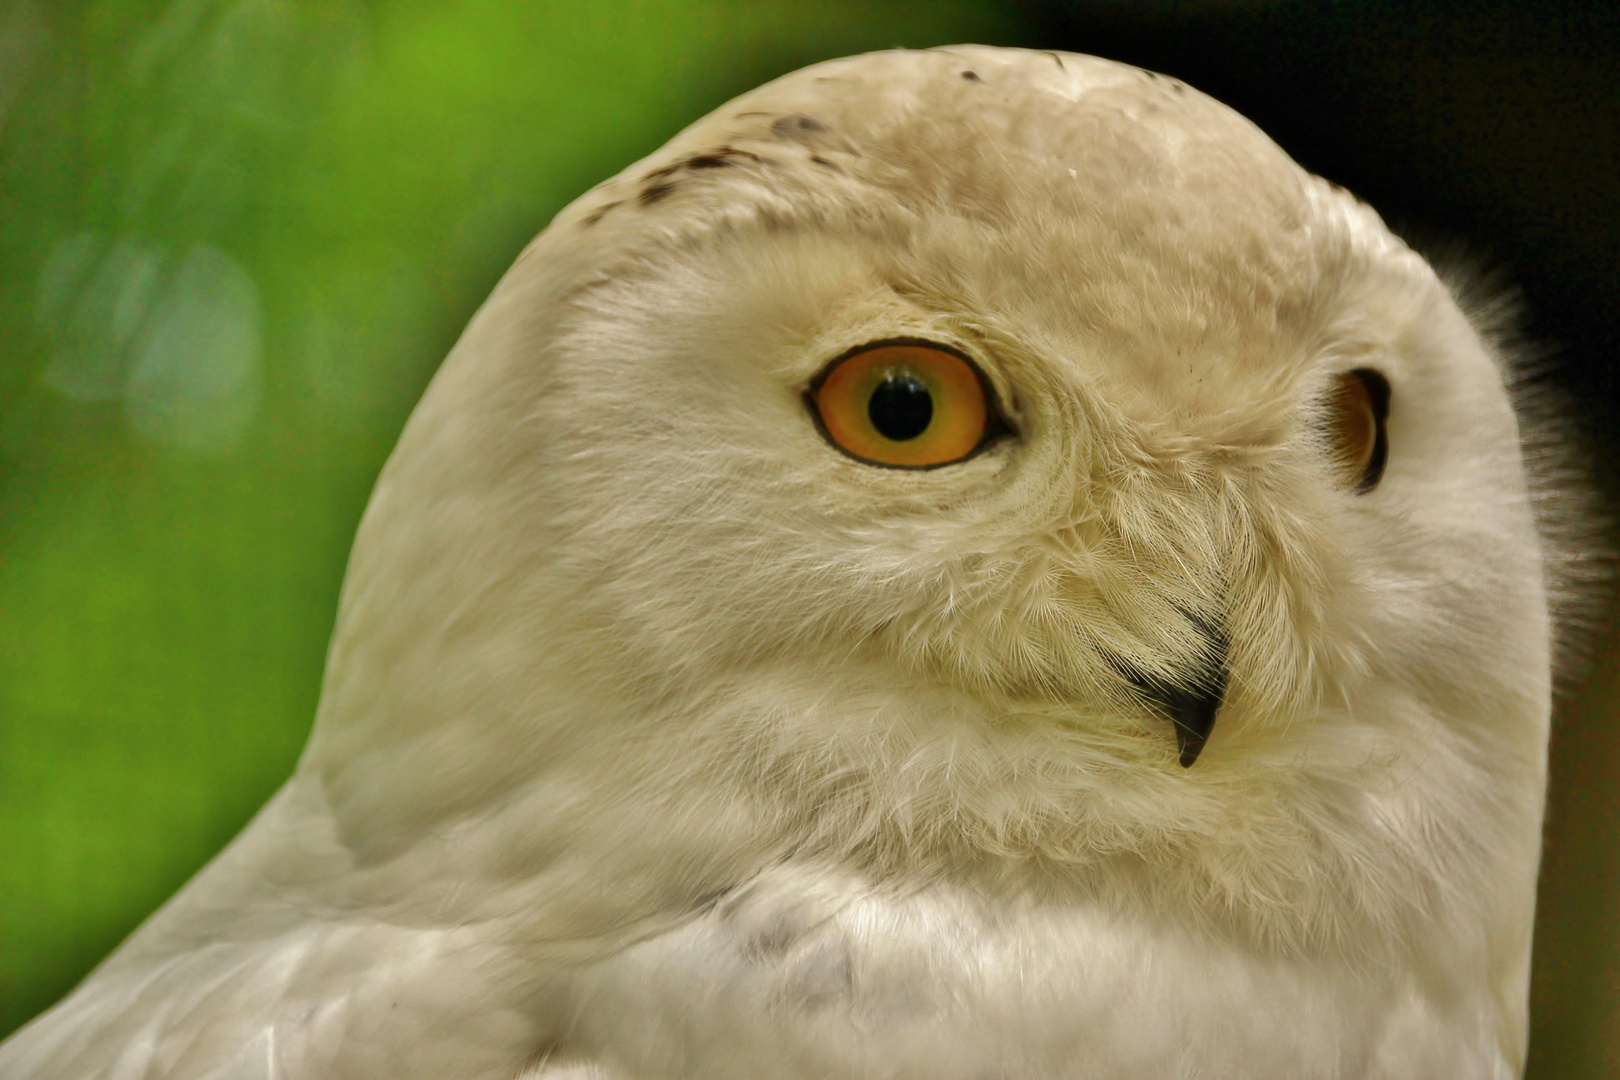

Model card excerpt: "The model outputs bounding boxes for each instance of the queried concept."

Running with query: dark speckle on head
[579,200,621,228]
[809,154,839,170]
[647,148,766,180]
[770,114,828,141]
[639,182,676,206]
[961,70,982,83]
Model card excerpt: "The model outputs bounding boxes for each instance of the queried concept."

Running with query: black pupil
[867,372,933,441]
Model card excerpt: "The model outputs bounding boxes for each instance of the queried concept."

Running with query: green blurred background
[0,0,1614,1075]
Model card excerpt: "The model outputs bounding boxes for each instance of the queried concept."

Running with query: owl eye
[809,342,993,468]
[1325,368,1391,493]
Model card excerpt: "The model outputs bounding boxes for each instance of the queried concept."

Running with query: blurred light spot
[126,244,262,454]
[39,234,165,402]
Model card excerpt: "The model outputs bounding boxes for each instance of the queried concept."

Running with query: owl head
[301,47,1591,964]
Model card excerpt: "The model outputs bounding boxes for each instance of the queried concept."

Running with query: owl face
[313,48,1553,947]
[501,68,1543,761]
[536,224,1414,764]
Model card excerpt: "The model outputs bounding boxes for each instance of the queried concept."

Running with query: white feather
[3,45,1597,1079]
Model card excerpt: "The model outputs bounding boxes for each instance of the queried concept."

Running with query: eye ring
[806,338,1007,469]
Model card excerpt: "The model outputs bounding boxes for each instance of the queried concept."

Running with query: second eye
[809,342,996,468]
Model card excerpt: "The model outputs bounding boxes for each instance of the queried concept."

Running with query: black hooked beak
[1121,617,1230,769]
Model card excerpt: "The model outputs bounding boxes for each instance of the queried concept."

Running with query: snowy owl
[1,45,1602,1080]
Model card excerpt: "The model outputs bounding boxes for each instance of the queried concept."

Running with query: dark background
[0,1,1614,1074]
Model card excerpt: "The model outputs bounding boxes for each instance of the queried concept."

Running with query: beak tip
[1114,619,1230,770]
[1175,726,1210,768]
[1169,688,1222,769]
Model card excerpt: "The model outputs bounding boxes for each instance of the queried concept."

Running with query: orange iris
[810,343,991,468]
